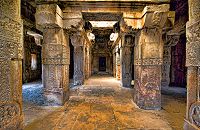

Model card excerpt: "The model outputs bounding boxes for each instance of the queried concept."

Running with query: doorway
[99,57,106,71]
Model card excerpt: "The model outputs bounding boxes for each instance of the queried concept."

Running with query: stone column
[116,45,120,80]
[113,51,116,78]
[42,28,70,106]
[85,43,90,79]
[36,4,70,106]
[183,0,200,129]
[134,28,163,110]
[162,35,180,87]
[0,0,25,129]
[71,34,84,85]
[120,36,132,87]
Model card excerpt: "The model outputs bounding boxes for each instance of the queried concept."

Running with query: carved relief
[0,14,23,59]
[0,59,11,103]
[189,102,200,127]
[186,20,200,66]
[0,102,19,127]
[152,12,161,26]
[134,58,162,65]
[71,35,83,46]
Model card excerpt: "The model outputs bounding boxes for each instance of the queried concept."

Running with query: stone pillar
[71,34,84,85]
[42,28,70,106]
[0,0,25,129]
[134,28,163,110]
[113,52,116,78]
[85,43,90,79]
[36,4,70,106]
[162,35,180,87]
[120,36,132,87]
[183,0,200,129]
[116,45,120,80]
[162,45,171,86]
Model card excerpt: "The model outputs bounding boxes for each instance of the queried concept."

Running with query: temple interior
[0,0,200,130]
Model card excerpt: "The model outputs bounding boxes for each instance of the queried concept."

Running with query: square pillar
[0,0,25,129]
[183,0,200,129]
[113,52,116,78]
[42,28,70,106]
[134,28,163,110]
[71,34,84,85]
[116,51,120,80]
[120,36,132,87]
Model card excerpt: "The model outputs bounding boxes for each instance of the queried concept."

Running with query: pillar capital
[71,33,84,47]
[121,4,170,31]
[36,4,63,30]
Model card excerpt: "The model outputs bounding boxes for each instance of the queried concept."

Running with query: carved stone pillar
[183,0,200,129]
[116,45,120,80]
[71,34,84,85]
[134,28,163,110]
[162,35,180,87]
[42,28,70,106]
[120,36,132,87]
[0,0,25,129]
[113,51,116,78]
[84,43,90,79]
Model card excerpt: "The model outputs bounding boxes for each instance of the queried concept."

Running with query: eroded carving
[189,102,200,127]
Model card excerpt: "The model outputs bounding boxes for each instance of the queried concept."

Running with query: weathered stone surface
[120,36,133,87]
[42,28,70,105]
[36,4,63,29]
[0,0,24,129]
[71,34,84,85]
[134,28,163,110]
[184,0,200,129]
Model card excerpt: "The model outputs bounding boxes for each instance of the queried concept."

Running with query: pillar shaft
[120,46,132,87]
[113,52,116,78]
[42,28,70,105]
[134,28,163,110]
[116,52,120,80]
[184,0,200,129]
[161,45,171,86]
[71,34,84,85]
[0,0,25,129]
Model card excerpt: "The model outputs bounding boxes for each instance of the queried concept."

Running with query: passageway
[23,74,186,130]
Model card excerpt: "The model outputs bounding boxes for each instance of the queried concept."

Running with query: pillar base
[74,75,84,85]
[43,87,70,106]
[1,114,24,130]
[121,78,132,87]
[134,65,161,110]
[183,119,199,130]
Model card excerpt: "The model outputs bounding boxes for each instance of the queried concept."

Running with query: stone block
[36,4,63,28]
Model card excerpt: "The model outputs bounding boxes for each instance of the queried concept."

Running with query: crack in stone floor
[23,74,186,130]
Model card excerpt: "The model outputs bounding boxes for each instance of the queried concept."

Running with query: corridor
[23,74,186,130]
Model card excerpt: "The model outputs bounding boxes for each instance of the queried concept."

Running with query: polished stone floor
[23,74,186,130]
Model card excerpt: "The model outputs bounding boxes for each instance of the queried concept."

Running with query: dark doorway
[99,57,106,71]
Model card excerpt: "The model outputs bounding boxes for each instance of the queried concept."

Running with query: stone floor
[23,74,186,130]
